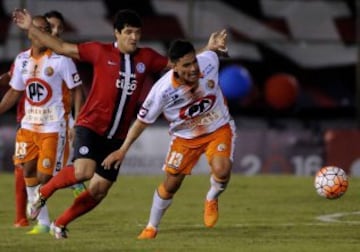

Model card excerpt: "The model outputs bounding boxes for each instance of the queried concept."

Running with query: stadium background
[0,0,357,176]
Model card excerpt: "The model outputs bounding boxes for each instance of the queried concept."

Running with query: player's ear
[168,61,175,68]
[114,29,120,37]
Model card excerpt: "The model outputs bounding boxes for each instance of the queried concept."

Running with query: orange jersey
[138,51,231,139]
[10,49,82,133]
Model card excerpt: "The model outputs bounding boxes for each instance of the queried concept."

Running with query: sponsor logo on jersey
[203,63,215,76]
[143,99,153,108]
[175,110,221,130]
[167,93,185,106]
[25,78,52,106]
[72,72,81,84]
[21,60,28,73]
[116,71,137,95]
[179,95,216,119]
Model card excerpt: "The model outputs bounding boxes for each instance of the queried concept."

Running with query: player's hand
[207,29,228,52]
[12,8,32,30]
[101,149,126,170]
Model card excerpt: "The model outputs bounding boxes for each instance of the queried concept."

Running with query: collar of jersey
[30,48,53,60]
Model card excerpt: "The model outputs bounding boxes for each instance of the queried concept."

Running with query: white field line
[134,212,360,228]
[316,211,360,224]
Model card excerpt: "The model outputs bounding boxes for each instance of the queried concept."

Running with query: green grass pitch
[0,172,359,251]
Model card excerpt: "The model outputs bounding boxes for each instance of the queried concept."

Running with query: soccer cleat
[27,188,46,221]
[50,222,68,239]
[14,218,29,228]
[204,199,218,228]
[71,183,86,198]
[137,226,157,240]
[26,224,50,234]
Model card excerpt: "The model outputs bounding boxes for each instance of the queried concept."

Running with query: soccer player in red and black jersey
[14,8,224,239]
[14,9,169,239]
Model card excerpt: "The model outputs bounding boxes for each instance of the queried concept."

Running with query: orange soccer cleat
[137,226,157,240]
[204,199,218,228]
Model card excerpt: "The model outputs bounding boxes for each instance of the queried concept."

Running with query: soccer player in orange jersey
[102,34,235,239]
[0,15,83,234]
[0,10,85,230]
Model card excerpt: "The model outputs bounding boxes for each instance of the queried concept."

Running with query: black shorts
[73,126,124,182]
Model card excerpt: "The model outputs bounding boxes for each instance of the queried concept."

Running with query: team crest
[217,143,227,152]
[207,80,215,89]
[136,62,145,73]
[138,106,149,118]
[42,158,51,168]
[79,146,89,155]
[45,66,54,76]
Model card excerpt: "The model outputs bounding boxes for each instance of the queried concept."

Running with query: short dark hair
[168,40,195,62]
[113,9,142,31]
[44,10,65,24]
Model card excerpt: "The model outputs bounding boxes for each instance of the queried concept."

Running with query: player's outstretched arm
[102,119,149,170]
[13,9,80,60]
[0,72,11,87]
[72,85,84,122]
[0,88,23,114]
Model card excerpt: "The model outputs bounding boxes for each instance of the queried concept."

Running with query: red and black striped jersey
[76,42,168,139]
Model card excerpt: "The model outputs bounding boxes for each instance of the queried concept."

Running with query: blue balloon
[219,65,252,100]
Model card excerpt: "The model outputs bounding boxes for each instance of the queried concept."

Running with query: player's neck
[31,46,48,58]
[174,74,198,89]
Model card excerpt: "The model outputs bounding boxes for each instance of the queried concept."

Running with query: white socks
[26,184,50,226]
[206,175,228,201]
[147,190,172,229]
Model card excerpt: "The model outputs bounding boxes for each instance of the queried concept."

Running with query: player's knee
[74,167,93,181]
[88,175,112,201]
[211,158,232,181]
[74,159,96,181]
[92,191,107,201]
[157,183,174,199]
[88,185,109,201]
[213,173,230,182]
[38,173,52,184]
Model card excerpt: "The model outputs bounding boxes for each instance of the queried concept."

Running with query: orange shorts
[163,122,236,175]
[14,128,70,176]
